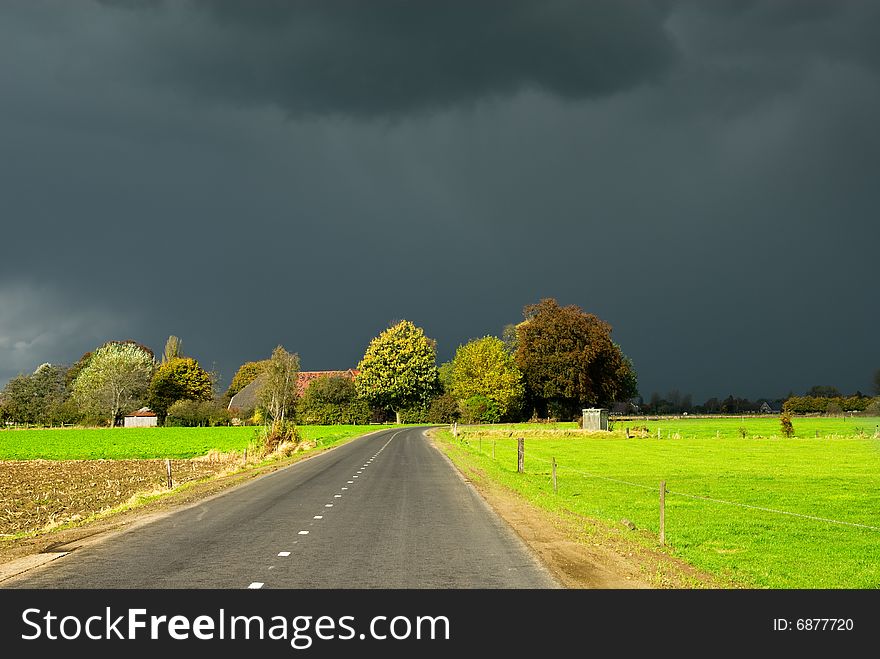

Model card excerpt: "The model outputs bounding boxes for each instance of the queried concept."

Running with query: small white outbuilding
[124,407,158,428]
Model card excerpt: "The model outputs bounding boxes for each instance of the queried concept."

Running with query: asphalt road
[4,427,558,588]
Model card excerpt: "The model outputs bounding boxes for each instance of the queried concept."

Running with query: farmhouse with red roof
[228,369,359,412]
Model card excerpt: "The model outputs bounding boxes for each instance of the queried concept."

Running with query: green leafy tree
[427,393,460,423]
[0,363,70,425]
[166,399,231,427]
[65,351,93,388]
[1,371,44,424]
[355,320,440,424]
[514,298,638,420]
[72,342,155,426]
[437,361,454,394]
[148,357,214,424]
[299,375,371,424]
[460,394,501,424]
[225,359,271,400]
[259,346,300,425]
[450,336,525,421]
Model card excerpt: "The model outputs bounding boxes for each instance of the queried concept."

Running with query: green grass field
[0,425,393,460]
[616,415,880,440]
[438,417,880,588]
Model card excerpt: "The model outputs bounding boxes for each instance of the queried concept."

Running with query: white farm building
[124,407,158,428]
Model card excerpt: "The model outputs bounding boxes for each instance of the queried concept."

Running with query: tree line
[637,383,880,416]
[5,297,873,430]
[226,298,637,426]
[0,298,638,428]
[0,337,218,428]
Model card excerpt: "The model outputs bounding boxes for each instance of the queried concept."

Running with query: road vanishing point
[3,427,558,589]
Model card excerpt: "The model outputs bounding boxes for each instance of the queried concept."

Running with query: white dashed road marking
[252,431,402,591]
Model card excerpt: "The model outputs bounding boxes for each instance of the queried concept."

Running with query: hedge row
[782,396,880,414]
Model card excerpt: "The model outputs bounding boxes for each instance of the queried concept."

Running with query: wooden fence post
[517,438,524,473]
[165,459,173,489]
[492,440,496,460]
[659,480,666,545]
[479,437,482,453]
[552,457,557,493]
[242,447,248,467]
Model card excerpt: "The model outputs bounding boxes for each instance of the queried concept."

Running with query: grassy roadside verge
[432,427,880,588]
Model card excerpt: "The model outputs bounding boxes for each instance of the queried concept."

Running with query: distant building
[582,408,609,431]
[295,369,359,396]
[759,402,773,414]
[124,407,158,428]
[228,369,360,412]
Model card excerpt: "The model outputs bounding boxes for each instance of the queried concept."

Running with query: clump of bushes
[427,393,461,424]
[460,395,501,424]
[825,401,843,417]
[252,419,303,457]
[165,399,231,427]
[298,376,372,425]
[399,405,430,424]
[783,395,874,415]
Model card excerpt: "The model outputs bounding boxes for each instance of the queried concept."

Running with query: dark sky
[1,0,878,402]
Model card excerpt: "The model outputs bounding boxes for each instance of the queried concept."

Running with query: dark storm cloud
[0,1,878,402]
[0,281,136,385]
[97,0,679,117]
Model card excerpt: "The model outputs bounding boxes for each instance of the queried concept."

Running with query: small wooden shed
[124,407,158,428]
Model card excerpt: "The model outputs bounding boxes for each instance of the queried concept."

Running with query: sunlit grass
[438,418,880,588]
[0,425,393,459]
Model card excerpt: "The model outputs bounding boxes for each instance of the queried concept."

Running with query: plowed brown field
[0,457,238,537]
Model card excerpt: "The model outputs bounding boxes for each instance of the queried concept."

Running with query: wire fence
[454,433,880,540]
